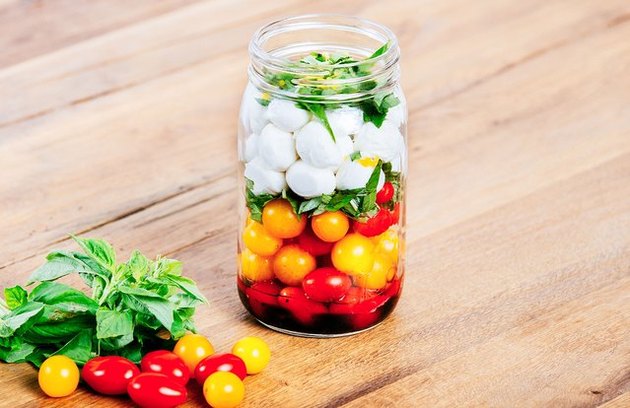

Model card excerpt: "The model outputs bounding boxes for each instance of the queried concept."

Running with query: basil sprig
[0,236,206,367]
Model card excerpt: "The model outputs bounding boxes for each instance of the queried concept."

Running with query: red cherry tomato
[353,208,393,237]
[330,294,390,331]
[302,268,352,303]
[297,226,334,256]
[140,350,190,386]
[127,373,187,408]
[376,182,394,204]
[81,356,139,395]
[390,203,401,224]
[245,280,281,317]
[278,287,327,326]
[195,353,247,384]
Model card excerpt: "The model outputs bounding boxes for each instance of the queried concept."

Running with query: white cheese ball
[286,160,336,198]
[336,134,354,159]
[244,158,287,195]
[257,123,297,171]
[240,133,259,163]
[266,98,311,132]
[327,107,364,137]
[389,143,407,174]
[296,121,350,170]
[240,84,268,134]
[354,120,404,162]
[336,159,385,191]
[386,104,406,128]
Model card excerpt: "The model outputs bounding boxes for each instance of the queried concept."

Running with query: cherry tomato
[231,336,271,374]
[262,199,307,238]
[127,373,187,408]
[38,355,79,398]
[81,356,139,395]
[302,267,352,302]
[239,249,274,282]
[383,277,403,298]
[195,353,247,384]
[373,228,400,264]
[311,211,350,242]
[245,280,281,318]
[376,181,394,203]
[242,221,283,256]
[272,244,316,286]
[203,371,245,408]
[297,225,334,256]
[353,208,393,237]
[390,202,401,224]
[278,286,328,325]
[173,334,214,373]
[330,294,390,331]
[331,233,375,276]
[354,253,393,290]
[141,350,190,386]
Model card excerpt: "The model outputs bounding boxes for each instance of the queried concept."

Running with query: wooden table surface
[1,0,629,407]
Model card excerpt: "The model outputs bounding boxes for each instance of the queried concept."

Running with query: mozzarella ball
[240,84,268,134]
[389,144,407,174]
[327,107,364,137]
[387,104,406,128]
[267,98,311,132]
[336,134,354,159]
[295,121,344,169]
[286,160,336,198]
[244,158,287,195]
[354,120,404,162]
[240,133,259,163]
[258,124,297,171]
[336,159,385,191]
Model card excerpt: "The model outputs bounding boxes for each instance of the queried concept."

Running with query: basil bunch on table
[0,236,207,367]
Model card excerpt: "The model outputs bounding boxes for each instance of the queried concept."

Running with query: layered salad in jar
[237,43,407,336]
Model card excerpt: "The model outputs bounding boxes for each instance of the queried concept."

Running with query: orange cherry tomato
[354,253,393,290]
[311,211,350,242]
[240,249,274,281]
[173,334,215,373]
[262,199,307,239]
[272,244,316,286]
[331,233,375,276]
[38,355,80,398]
[242,221,283,256]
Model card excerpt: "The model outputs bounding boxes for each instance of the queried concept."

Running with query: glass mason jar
[237,15,407,337]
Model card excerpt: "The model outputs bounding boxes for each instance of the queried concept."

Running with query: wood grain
[1,0,629,407]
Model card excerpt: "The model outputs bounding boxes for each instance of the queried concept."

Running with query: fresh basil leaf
[298,197,323,214]
[350,151,361,161]
[153,257,183,278]
[164,275,208,304]
[28,252,92,284]
[53,329,93,365]
[25,314,94,343]
[245,178,276,222]
[96,308,133,340]
[127,250,150,282]
[0,302,44,337]
[119,287,174,333]
[29,282,98,315]
[368,42,389,59]
[0,340,36,363]
[118,342,143,364]
[72,236,116,270]
[297,102,336,141]
[4,286,27,310]
[255,98,270,107]
[281,189,301,217]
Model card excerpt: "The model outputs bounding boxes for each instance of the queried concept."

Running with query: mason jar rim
[248,14,400,102]
[249,14,399,71]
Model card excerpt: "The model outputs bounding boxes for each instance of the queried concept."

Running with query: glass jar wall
[237,15,407,337]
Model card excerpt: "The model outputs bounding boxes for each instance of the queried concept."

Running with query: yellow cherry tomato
[38,355,79,397]
[262,199,307,239]
[373,228,399,264]
[231,336,270,374]
[240,249,274,282]
[354,253,393,290]
[203,371,245,408]
[332,233,375,276]
[173,334,214,373]
[272,244,316,286]
[242,221,283,256]
[311,211,350,242]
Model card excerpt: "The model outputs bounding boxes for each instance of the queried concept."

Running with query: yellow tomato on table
[203,372,245,408]
[231,336,270,374]
[173,334,214,373]
[38,355,79,397]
